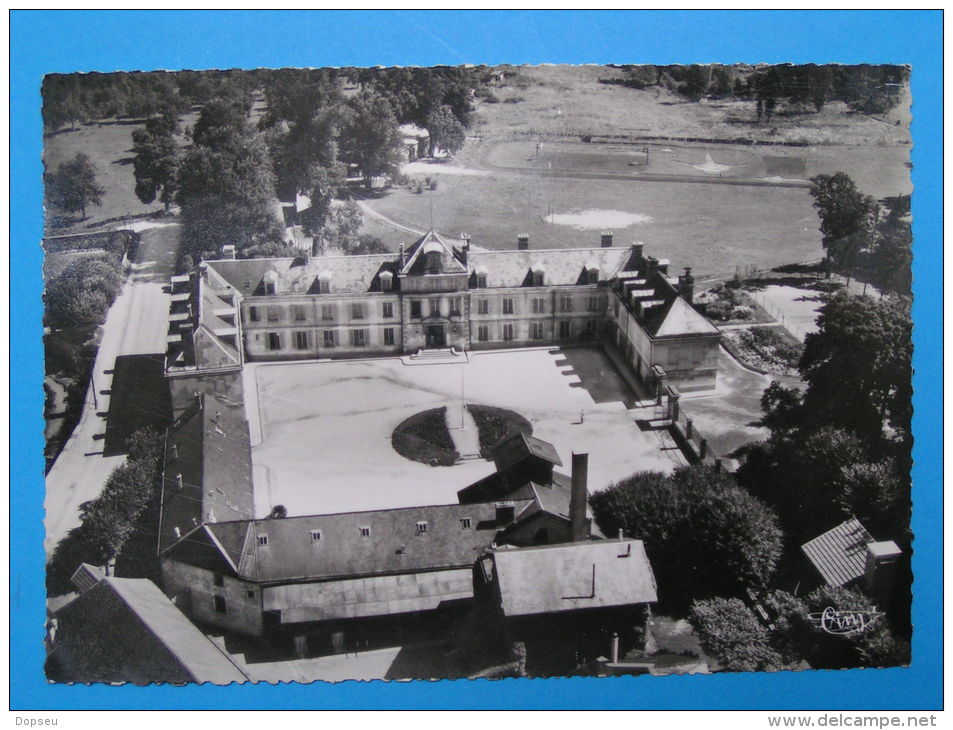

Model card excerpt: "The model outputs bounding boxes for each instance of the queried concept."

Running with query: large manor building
[164,229,720,411]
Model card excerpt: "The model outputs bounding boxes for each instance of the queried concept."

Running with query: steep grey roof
[489,540,657,617]
[467,246,635,288]
[51,577,247,684]
[801,518,874,587]
[492,432,563,470]
[197,501,534,584]
[159,393,255,553]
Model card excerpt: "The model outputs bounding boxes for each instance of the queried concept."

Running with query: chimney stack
[600,232,613,248]
[677,267,695,303]
[647,256,659,277]
[222,244,236,260]
[175,473,184,490]
[399,242,406,269]
[865,541,902,602]
[570,452,590,542]
[517,234,530,251]
[495,501,516,526]
[460,233,470,265]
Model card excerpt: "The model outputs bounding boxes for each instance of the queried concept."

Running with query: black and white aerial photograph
[40,61,914,685]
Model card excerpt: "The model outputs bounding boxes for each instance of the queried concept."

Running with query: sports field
[243,347,685,519]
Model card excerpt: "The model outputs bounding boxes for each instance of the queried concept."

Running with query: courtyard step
[401,348,466,366]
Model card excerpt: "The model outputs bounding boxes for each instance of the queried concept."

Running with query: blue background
[10,10,943,710]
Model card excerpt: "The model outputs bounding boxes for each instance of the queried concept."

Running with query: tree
[45,153,105,219]
[590,465,784,608]
[869,195,912,297]
[177,104,284,261]
[44,255,123,328]
[131,113,180,211]
[799,291,913,441]
[318,201,363,253]
[340,91,405,189]
[690,598,783,672]
[299,161,347,237]
[809,173,878,279]
[426,105,466,157]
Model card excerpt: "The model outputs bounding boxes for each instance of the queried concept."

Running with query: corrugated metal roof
[800,518,874,587]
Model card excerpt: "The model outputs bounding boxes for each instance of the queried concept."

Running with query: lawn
[358,164,825,280]
[244,347,685,519]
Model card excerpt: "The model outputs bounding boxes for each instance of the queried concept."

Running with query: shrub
[467,404,533,457]
[705,300,732,321]
[731,305,753,320]
[690,597,783,672]
[391,408,459,466]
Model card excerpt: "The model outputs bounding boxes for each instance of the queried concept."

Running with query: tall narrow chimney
[600,232,613,248]
[399,241,406,269]
[677,267,695,303]
[647,256,659,277]
[495,501,516,526]
[460,233,470,265]
[570,452,590,542]
[517,234,529,250]
[222,244,236,260]
[632,242,644,261]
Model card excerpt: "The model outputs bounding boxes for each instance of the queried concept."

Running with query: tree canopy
[426,105,466,157]
[131,112,180,211]
[45,152,105,219]
[809,173,878,279]
[590,465,784,608]
[339,91,405,189]
[44,255,123,329]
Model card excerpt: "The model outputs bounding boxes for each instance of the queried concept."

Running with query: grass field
[359,164,824,279]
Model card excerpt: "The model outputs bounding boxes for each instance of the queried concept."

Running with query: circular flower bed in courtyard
[466,404,534,458]
[391,407,459,466]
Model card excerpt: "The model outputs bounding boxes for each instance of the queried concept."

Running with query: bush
[690,597,783,672]
[391,408,459,466]
[467,404,533,457]
[590,465,784,609]
[731,305,753,320]
[705,300,732,321]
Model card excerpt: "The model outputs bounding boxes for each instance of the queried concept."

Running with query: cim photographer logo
[809,606,884,636]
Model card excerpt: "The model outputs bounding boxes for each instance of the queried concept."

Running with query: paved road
[44,224,177,555]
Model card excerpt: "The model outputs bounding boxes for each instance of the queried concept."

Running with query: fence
[745,288,812,342]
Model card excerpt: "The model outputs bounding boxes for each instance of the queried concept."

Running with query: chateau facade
[166,229,720,399]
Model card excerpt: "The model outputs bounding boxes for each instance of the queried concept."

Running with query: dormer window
[318,272,332,294]
[587,268,599,284]
[310,529,322,543]
[426,251,441,274]
[263,271,278,296]
[416,521,428,535]
[532,271,544,287]
[257,534,269,547]
[474,272,487,289]
[359,526,371,538]
[380,272,393,292]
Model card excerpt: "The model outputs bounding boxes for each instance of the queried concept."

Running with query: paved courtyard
[243,347,684,518]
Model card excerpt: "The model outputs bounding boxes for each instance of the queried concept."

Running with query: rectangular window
[411,300,422,318]
[267,332,281,351]
[531,322,544,340]
[415,521,428,535]
[588,269,599,284]
[382,302,394,319]
[319,279,331,294]
[478,325,489,342]
[383,327,395,346]
[559,320,572,338]
[213,573,224,587]
[381,276,393,292]
[267,306,281,322]
[310,529,322,544]
[460,518,471,529]
[294,331,309,350]
[293,304,307,321]
[359,526,371,538]
[257,534,269,547]
[249,306,259,323]
[351,329,366,347]
[476,274,487,289]
[587,295,600,312]
[351,303,365,320]
[323,330,336,347]
[559,296,573,313]
[321,304,334,321]
[477,299,489,315]
[503,323,514,341]
[246,590,256,599]
[264,281,276,296]
[531,297,545,314]
[450,297,461,316]
[214,595,227,614]
[502,298,514,315]
[532,271,544,287]
[430,298,440,315]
